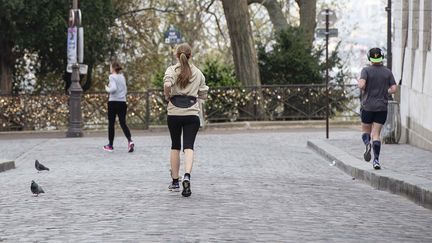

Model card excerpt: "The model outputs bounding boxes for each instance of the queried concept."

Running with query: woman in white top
[103,61,134,153]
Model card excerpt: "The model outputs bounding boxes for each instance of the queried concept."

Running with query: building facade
[393,0,432,150]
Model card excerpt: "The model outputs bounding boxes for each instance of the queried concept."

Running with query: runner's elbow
[358,79,366,89]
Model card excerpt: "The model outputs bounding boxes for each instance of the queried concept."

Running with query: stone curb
[307,139,432,210]
[0,160,15,173]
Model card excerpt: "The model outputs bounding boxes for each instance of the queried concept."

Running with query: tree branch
[204,0,216,12]
[118,7,180,18]
[247,0,289,33]
[203,1,226,42]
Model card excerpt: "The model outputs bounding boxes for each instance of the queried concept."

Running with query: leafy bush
[258,27,322,84]
[201,57,239,87]
[150,69,165,89]
[257,27,346,85]
[257,27,353,119]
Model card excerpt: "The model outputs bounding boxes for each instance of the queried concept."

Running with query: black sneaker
[168,182,180,192]
[373,159,381,170]
[182,179,191,197]
[363,143,371,162]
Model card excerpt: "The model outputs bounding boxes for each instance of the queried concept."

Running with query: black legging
[108,101,131,145]
[167,115,200,150]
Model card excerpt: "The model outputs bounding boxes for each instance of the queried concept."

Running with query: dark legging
[108,101,131,145]
[167,115,200,150]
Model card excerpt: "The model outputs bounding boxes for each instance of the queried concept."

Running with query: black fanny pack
[170,95,197,108]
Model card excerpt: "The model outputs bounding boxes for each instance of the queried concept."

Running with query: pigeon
[35,160,50,171]
[30,180,45,196]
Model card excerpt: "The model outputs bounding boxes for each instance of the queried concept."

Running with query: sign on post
[316,28,338,38]
[164,26,182,45]
[164,25,182,65]
[318,9,337,25]
[316,9,338,38]
[67,27,77,64]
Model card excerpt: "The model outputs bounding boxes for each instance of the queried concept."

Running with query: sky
[321,0,388,79]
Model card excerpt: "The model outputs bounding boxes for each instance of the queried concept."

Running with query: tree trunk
[247,0,289,33]
[248,0,316,47]
[221,0,261,86]
[295,0,317,47]
[0,40,14,94]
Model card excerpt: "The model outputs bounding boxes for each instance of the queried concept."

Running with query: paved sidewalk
[308,137,432,209]
[1,128,432,242]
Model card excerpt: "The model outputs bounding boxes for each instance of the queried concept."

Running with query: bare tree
[247,0,316,47]
[221,0,261,86]
[247,0,288,33]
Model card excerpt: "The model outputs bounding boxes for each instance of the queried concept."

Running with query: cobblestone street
[1,129,432,242]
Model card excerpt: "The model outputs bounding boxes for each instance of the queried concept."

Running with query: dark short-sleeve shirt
[360,65,396,111]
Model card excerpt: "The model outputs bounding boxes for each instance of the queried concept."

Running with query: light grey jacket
[106,73,127,102]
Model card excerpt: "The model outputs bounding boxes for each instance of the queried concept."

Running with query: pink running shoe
[103,144,113,152]
[128,141,134,153]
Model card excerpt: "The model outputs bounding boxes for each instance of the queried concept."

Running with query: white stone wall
[393,0,432,150]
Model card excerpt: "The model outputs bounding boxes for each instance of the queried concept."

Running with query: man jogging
[358,47,397,169]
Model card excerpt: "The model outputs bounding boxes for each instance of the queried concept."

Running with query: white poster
[67,27,77,64]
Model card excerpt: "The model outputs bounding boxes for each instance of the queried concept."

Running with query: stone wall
[393,0,432,150]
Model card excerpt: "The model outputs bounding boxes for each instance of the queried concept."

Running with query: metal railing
[0,84,360,131]
[205,84,360,122]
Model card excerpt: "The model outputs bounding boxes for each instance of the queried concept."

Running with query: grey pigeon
[35,160,50,171]
[30,180,45,196]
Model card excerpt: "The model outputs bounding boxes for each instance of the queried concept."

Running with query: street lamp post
[316,9,338,139]
[386,0,392,70]
[66,0,83,137]
[325,9,330,139]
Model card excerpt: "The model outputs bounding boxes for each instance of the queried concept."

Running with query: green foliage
[257,27,352,119]
[150,69,165,89]
[258,27,348,86]
[257,27,323,84]
[201,57,239,87]
[0,0,122,93]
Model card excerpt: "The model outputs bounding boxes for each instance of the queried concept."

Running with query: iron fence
[205,84,360,122]
[0,84,360,131]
